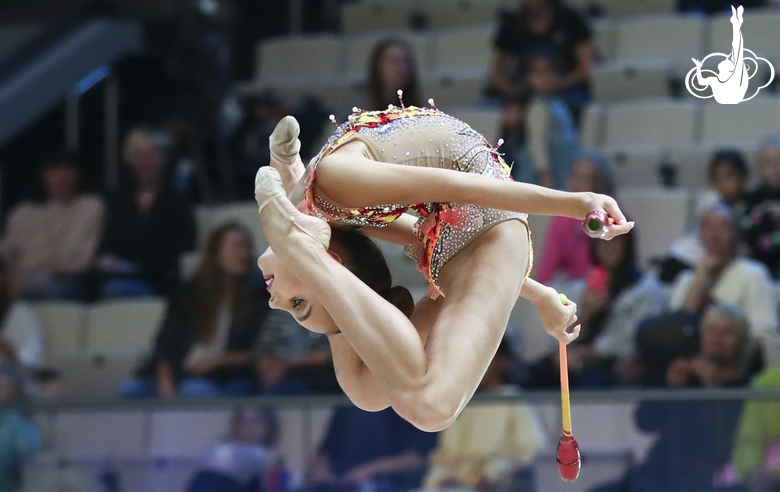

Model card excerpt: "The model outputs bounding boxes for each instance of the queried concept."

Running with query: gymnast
[254,103,633,431]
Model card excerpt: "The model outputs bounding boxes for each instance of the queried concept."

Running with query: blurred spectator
[96,127,197,298]
[638,205,778,385]
[488,0,593,121]
[423,339,545,491]
[510,48,579,190]
[668,205,777,340]
[367,38,421,111]
[3,153,103,300]
[528,226,667,388]
[597,307,749,491]
[187,407,280,492]
[740,136,780,280]
[0,364,40,492]
[122,223,269,398]
[666,304,751,388]
[657,149,750,283]
[303,406,437,492]
[719,363,780,490]
[0,257,45,378]
[254,310,337,395]
[535,151,614,287]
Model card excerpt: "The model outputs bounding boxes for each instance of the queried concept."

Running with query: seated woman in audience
[365,38,421,111]
[659,149,750,282]
[123,223,270,398]
[423,339,544,491]
[535,151,614,289]
[3,153,103,300]
[96,128,196,298]
[511,48,579,190]
[488,0,593,120]
[668,205,777,342]
[528,227,667,388]
[666,304,751,388]
[740,136,780,280]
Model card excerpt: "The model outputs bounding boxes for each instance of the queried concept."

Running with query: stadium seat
[707,9,780,68]
[592,19,617,61]
[148,410,232,453]
[56,350,143,399]
[433,24,495,74]
[617,186,692,268]
[30,302,86,364]
[600,0,675,18]
[85,299,166,352]
[615,15,707,68]
[421,0,503,29]
[420,71,486,108]
[608,148,664,188]
[603,100,699,149]
[700,97,780,148]
[344,30,434,81]
[255,35,342,81]
[579,103,606,149]
[179,251,203,281]
[53,411,145,452]
[446,106,502,145]
[591,59,674,103]
[341,0,418,34]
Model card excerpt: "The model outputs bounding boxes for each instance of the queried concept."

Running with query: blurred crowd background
[0,0,777,490]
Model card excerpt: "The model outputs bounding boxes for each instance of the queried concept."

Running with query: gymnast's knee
[395,394,461,432]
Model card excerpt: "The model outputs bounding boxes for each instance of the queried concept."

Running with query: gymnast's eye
[291,299,303,309]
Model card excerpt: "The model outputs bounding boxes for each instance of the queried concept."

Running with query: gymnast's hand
[583,192,635,240]
[538,287,580,345]
[269,115,306,194]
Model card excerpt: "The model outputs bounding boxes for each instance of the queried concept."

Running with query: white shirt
[669,258,779,338]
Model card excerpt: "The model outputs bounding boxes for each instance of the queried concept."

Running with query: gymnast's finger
[601,196,627,226]
[565,302,578,326]
[563,324,581,344]
[606,221,635,239]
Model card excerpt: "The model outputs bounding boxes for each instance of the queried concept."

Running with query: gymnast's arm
[316,142,633,238]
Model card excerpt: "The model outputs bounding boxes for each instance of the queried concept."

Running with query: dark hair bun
[385,286,414,319]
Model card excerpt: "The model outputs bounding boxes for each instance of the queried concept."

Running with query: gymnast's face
[256,247,338,334]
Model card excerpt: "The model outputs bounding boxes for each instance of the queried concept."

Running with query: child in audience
[511,48,579,190]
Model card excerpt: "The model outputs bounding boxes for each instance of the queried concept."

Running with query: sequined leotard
[303,106,532,298]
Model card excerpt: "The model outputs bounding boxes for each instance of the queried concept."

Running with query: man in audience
[303,406,437,492]
[96,128,197,298]
[488,0,593,121]
[3,153,103,300]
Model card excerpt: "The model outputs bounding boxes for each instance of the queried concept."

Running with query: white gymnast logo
[685,5,775,104]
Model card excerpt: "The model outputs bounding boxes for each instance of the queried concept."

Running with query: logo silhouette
[685,5,775,104]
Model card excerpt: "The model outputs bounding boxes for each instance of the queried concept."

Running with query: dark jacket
[137,281,271,383]
[99,182,197,296]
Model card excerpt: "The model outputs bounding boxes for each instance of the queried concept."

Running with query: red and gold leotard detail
[303,106,532,298]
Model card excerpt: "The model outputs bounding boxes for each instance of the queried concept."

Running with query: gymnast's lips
[264,275,274,291]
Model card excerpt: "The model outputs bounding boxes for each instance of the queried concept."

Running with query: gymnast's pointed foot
[255,166,330,249]
[270,115,305,193]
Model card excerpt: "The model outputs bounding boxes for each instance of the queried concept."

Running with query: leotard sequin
[303,106,532,298]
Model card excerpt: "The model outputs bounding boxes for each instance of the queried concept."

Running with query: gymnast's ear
[386,286,414,319]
